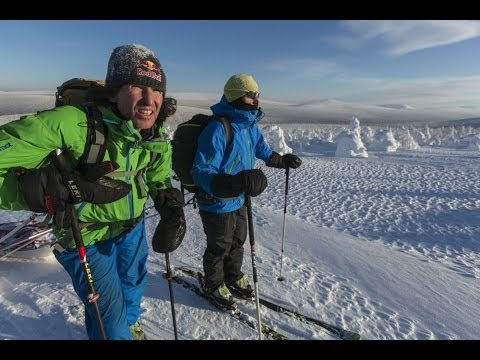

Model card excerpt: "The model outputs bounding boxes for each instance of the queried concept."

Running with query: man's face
[112,84,163,130]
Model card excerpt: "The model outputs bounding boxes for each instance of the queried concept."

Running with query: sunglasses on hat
[244,91,260,99]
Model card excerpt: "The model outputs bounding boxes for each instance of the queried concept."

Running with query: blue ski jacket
[191,95,272,213]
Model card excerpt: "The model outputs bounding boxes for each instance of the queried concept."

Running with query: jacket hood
[210,95,265,128]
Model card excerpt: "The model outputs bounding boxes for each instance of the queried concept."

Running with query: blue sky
[1,20,479,108]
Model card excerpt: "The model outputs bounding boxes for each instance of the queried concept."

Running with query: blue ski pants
[54,217,148,340]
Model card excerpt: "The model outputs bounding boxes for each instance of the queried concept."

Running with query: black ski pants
[199,205,247,290]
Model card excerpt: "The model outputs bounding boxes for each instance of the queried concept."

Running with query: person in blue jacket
[191,74,302,308]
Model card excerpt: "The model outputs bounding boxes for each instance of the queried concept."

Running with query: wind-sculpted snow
[258,148,480,279]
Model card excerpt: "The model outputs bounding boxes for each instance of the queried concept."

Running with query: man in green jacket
[0,44,186,340]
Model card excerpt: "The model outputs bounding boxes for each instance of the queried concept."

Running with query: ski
[165,270,288,340]
[257,297,360,340]
[177,266,360,340]
[0,222,54,260]
[0,215,37,245]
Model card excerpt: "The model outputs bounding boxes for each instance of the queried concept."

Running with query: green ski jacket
[0,104,172,248]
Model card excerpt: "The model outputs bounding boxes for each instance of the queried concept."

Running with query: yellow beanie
[223,74,260,102]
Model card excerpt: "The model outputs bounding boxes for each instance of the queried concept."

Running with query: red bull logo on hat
[137,60,162,82]
[140,60,159,72]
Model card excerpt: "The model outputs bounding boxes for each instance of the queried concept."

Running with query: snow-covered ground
[0,93,479,340]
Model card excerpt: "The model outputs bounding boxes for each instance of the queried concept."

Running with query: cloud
[262,59,480,108]
[265,58,339,79]
[340,20,480,56]
[335,74,480,107]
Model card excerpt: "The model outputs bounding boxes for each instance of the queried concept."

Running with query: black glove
[266,152,284,168]
[211,169,267,198]
[15,161,131,229]
[282,154,302,168]
[152,188,186,253]
[266,152,302,169]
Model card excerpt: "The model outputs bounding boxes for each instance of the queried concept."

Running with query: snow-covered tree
[335,116,368,158]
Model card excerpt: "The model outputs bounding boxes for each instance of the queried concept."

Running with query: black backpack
[172,114,232,193]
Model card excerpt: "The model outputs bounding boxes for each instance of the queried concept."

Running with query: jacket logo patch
[0,142,12,152]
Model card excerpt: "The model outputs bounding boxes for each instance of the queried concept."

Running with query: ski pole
[0,214,37,245]
[50,149,107,340]
[164,252,178,340]
[277,167,290,282]
[0,228,53,260]
[245,195,263,340]
[180,183,185,203]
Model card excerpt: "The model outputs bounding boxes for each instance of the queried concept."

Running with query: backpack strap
[79,102,107,165]
[215,115,232,150]
[78,102,159,198]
